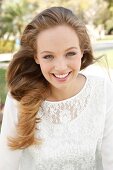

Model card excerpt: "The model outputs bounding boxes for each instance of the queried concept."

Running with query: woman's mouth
[52,72,71,81]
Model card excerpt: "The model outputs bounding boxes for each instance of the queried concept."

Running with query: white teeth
[54,73,69,78]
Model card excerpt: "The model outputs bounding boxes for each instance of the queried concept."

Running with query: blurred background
[0,0,113,126]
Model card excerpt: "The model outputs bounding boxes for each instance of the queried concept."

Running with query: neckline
[44,73,89,104]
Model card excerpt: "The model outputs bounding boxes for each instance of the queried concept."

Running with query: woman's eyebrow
[40,47,78,54]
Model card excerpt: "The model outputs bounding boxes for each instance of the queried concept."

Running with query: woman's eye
[43,55,53,60]
[66,52,77,57]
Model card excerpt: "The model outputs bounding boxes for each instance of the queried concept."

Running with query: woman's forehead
[36,25,80,53]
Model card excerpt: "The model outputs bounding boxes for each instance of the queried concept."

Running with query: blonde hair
[7,6,95,149]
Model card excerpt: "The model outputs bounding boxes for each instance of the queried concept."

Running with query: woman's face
[35,25,83,90]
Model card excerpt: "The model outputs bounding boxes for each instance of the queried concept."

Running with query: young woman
[0,6,113,170]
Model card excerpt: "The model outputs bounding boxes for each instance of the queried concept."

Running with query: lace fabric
[38,76,92,124]
[1,74,113,170]
[25,75,105,170]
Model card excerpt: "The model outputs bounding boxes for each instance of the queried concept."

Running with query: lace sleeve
[0,93,22,170]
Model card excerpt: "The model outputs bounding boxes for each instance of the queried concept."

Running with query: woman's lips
[54,73,69,78]
[52,72,71,81]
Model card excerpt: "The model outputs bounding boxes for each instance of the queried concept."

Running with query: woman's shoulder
[84,73,113,87]
[3,92,19,117]
[83,73,106,89]
[6,92,18,106]
[85,74,113,107]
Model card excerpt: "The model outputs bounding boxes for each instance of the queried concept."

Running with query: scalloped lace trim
[38,77,93,124]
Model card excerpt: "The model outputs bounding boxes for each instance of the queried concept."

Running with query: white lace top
[0,74,113,170]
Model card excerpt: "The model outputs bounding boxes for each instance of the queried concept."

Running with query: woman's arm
[102,105,113,170]
[0,93,22,170]
[102,79,113,170]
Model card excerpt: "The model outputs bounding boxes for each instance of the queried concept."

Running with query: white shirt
[0,74,113,170]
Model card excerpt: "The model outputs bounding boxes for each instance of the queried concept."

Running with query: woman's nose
[54,58,68,71]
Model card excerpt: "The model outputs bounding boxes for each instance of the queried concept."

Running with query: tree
[0,0,39,43]
[0,0,3,9]
[92,0,113,34]
[0,0,3,21]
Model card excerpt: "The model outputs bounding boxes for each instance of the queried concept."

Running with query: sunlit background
[0,0,113,124]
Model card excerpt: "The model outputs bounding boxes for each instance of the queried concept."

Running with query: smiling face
[35,25,83,92]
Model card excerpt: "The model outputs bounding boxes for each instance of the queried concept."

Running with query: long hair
[7,6,95,150]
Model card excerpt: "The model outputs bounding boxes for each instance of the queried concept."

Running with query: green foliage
[93,0,113,32]
[1,0,113,40]
[105,18,113,33]
[0,40,15,53]
[0,0,39,41]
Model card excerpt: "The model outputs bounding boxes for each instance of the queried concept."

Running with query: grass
[97,35,113,41]
[0,68,7,106]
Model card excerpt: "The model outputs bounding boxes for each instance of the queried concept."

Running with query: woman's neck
[47,74,86,102]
